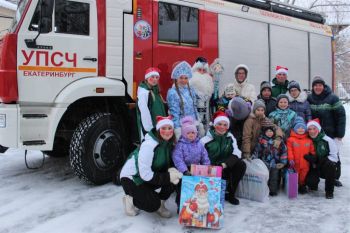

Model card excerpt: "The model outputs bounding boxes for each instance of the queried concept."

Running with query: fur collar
[286,90,307,103]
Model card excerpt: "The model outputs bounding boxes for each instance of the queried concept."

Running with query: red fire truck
[0,0,334,184]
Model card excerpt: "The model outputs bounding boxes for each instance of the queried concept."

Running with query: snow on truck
[0,0,334,184]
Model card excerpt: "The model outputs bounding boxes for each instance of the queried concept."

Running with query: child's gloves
[304,154,317,164]
[273,137,282,149]
[168,167,183,185]
[289,160,295,167]
[183,170,191,176]
[276,163,285,169]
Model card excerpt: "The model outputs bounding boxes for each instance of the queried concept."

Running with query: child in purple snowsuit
[172,116,210,209]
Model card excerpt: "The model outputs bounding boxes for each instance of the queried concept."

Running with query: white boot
[156,200,172,218]
[123,195,139,216]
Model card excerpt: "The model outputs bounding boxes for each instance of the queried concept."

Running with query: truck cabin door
[17,0,98,103]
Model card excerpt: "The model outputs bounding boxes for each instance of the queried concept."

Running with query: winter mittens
[168,167,183,185]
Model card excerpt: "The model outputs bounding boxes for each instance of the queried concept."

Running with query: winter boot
[123,195,139,216]
[298,185,307,194]
[157,200,172,218]
[225,193,240,205]
[334,180,343,187]
[325,192,334,199]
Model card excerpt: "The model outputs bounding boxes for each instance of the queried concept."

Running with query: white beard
[194,193,210,216]
[190,72,214,98]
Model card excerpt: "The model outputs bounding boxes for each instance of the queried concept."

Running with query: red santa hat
[195,181,208,192]
[306,118,322,131]
[275,65,288,76]
[212,111,230,127]
[156,116,174,130]
[145,67,160,79]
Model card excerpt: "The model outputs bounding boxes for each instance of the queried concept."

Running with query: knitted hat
[229,97,251,120]
[144,67,160,79]
[312,76,326,87]
[260,81,272,93]
[288,80,301,91]
[293,116,307,132]
[276,94,289,106]
[253,99,266,113]
[275,65,288,76]
[224,83,235,96]
[156,116,174,130]
[181,116,197,138]
[171,61,192,80]
[212,111,230,127]
[307,118,322,131]
[192,57,209,73]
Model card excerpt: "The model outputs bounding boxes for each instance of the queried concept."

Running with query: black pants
[121,177,174,212]
[223,159,247,196]
[268,168,281,193]
[319,159,337,194]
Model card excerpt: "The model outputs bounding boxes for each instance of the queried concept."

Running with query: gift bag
[179,176,224,229]
[236,159,269,202]
[191,165,226,207]
[285,168,298,199]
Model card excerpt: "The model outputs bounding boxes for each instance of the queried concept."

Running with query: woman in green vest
[120,116,183,217]
[200,111,247,205]
[136,67,166,142]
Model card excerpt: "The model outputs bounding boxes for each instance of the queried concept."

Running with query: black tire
[69,113,126,185]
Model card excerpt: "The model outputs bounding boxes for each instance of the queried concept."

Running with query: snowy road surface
[1,104,349,233]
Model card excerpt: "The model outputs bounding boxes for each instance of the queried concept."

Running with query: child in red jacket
[287,117,316,194]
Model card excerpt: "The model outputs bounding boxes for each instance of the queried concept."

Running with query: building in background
[0,0,16,36]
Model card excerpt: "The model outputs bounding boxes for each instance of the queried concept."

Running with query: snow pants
[295,167,308,186]
[268,168,281,194]
[121,177,175,212]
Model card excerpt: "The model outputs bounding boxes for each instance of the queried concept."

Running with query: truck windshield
[9,0,29,33]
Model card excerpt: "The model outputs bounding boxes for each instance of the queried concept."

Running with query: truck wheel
[69,113,125,185]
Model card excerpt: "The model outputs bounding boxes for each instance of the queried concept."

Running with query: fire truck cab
[0,0,334,184]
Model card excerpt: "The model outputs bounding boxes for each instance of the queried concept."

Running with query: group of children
[134,60,333,207]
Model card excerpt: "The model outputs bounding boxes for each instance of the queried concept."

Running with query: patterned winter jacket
[307,85,346,138]
[167,86,198,128]
[254,134,288,169]
[172,136,210,173]
[286,91,312,122]
[242,114,284,155]
[269,108,297,138]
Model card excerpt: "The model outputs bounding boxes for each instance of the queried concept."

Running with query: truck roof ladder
[224,0,325,24]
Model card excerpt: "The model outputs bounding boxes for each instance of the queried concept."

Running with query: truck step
[22,114,48,119]
[23,140,46,146]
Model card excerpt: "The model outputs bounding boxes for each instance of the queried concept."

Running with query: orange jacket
[287,130,316,170]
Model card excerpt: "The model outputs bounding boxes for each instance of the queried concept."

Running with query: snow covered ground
[1,104,350,233]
